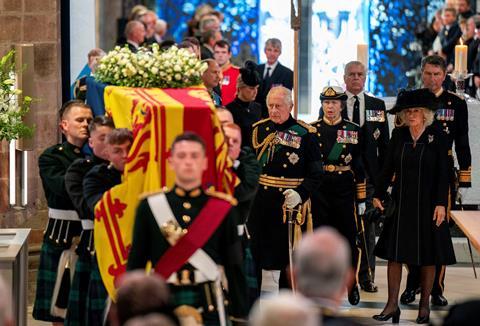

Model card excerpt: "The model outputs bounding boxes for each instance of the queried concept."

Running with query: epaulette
[447,90,464,100]
[205,188,238,206]
[345,120,360,127]
[138,187,169,200]
[309,118,322,126]
[297,120,317,133]
[252,117,271,128]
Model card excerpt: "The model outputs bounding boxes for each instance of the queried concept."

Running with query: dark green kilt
[64,253,92,326]
[32,240,68,322]
[244,246,258,309]
[86,256,108,325]
[170,283,226,326]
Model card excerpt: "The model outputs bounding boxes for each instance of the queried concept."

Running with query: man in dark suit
[343,61,389,294]
[121,20,146,53]
[439,7,462,66]
[255,38,293,117]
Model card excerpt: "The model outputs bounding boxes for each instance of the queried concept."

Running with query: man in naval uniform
[311,86,367,306]
[127,132,247,326]
[248,86,323,296]
[343,61,389,294]
[401,55,472,307]
[33,100,93,324]
[63,116,114,325]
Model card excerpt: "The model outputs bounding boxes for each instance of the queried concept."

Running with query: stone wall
[0,0,61,232]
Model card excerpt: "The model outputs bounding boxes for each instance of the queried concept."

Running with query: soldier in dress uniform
[33,100,93,324]
[82,128,133,325]
[127,132,247,326]
[63,116,114,326]
[401,55,472,307]
[248,86,323,295]
[343,61,389,294]
[310,86,366,306]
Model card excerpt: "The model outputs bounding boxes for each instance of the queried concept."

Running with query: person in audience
[439,7,462,66]
[216,106,234,126]
[139,10,158,45]
[183,36,201,58]
[154,19,168,44]
[33,100,93,325]
[456,0,475,21]
[74,48,106,101]
[201,59,222,105]
[214,40,240,105]
[123,20,146,53]
[201,29,222,59]
[462,16,480,96]
[373,88,455,324]
[226,61,263,147]
[295,227,361,325]
[255,38,293,117]
[249,291,319,326]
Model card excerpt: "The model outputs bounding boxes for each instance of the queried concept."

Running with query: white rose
[151,67,159,74]
[175,73,182,80]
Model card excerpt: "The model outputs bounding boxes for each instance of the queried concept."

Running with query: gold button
[182,229,188,234]
[266,127,270,131]
[343,145,347,148]
[286,152,290,156]
[338,171,343,175]
[341,154,345,158]
[264,186,268,190]
[339,163,343,166]
[316,123,320,127]
[279,188,283,192]
[183,202,192,209]
[182,215,191,223]
[280,176,284,178]
[283,164,287,168]
[317,133,321,136]
[343,126,346,129]
[443,123,447,126]
[320,143,323,147]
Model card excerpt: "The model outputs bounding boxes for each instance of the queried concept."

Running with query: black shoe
[348,285,360,305]
[431,294,448,306]
[400,288,416,304]
[360,280,378,293]
[372,307,401,324]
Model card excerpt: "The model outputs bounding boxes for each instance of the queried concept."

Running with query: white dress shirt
[346,90,365,127]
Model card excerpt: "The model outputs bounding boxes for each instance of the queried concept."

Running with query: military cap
[320,85,348,101]
[388,88,438,114]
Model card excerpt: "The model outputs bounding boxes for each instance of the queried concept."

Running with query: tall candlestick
[357,44,369,67]
[455,44,468,73]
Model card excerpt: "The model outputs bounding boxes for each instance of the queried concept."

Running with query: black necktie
[264,67,271,84]
[353,95,360,124]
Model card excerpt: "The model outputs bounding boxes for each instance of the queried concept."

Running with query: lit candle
[357,44,369,67]
[455,43,468,74]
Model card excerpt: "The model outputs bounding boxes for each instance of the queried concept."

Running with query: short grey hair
[396,108,435,127]
[265,38,282,51]
[249,291,319,326]
[266,86,293,107]
[344,61,366,76]
[294,227,351,300]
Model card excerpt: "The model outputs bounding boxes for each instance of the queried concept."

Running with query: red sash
[154,197,232,279]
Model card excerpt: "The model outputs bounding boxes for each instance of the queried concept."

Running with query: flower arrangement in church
[94,44,207,88]
[0,50,33,142]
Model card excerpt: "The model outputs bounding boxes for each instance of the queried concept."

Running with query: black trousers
[359,183,376,284]
[312,172,360,284]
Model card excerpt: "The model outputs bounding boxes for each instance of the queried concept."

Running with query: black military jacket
[65,155,107,221]
[311,117,366,202]
[434,89,472,187]
[83,163,122,214]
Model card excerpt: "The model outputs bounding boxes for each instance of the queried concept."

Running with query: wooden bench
[450,210,480,253]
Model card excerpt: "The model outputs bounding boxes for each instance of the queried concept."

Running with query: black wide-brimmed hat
[388,88,439,114]
[320,86,348,101]
[238,60,261,87]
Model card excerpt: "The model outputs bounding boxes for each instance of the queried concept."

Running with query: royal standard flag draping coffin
[94,86,238,299]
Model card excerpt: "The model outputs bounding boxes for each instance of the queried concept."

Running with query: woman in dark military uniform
[310,86,366,306]
[372,88,455,324]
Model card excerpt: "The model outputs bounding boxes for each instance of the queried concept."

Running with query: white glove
[282,189,302,208]
[457,187,469,204]
[357,202,366,215]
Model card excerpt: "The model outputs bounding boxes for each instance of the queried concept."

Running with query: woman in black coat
[372,89,455,324]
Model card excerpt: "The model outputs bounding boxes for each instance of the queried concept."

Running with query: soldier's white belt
[258,175,304,188]
[81,220,94,230]
[48,208,79,221]
[323,165,351,173]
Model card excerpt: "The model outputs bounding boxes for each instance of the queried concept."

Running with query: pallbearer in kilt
[310,86,366,306]
[33,100,93,323]
[248,86,323,296]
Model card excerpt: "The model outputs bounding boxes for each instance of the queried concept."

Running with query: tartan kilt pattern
[243,246,258,309]
[64,253,92,326]
[32,240,68,322]
[86,256,108,325]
